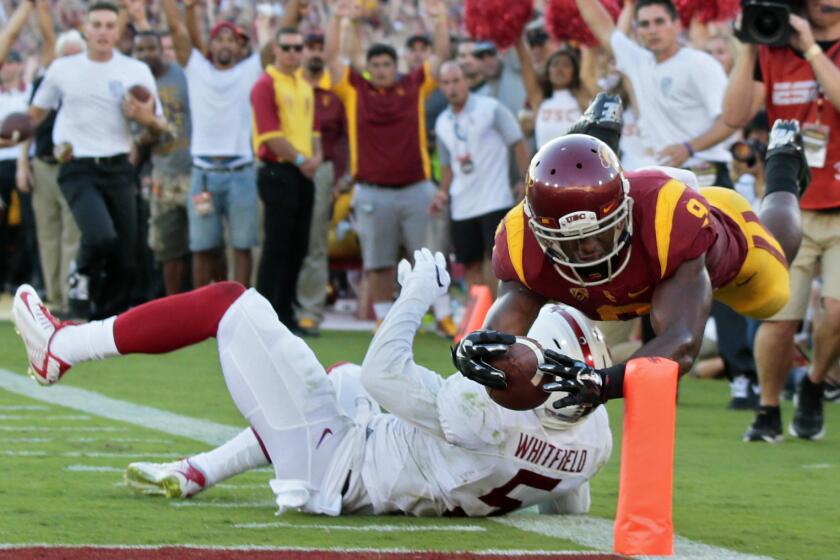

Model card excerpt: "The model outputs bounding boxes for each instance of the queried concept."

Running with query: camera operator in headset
[724,0,840,442]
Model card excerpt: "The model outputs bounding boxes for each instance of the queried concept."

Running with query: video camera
[735,0,794,47]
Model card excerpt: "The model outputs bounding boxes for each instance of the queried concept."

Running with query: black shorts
[450,208,510,265]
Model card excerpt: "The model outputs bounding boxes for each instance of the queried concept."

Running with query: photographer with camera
[724,0,840,443]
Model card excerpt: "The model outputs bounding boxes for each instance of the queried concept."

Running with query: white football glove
[397,248,450,300]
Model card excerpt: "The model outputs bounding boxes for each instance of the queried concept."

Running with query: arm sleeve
[437,130,451,167]
[31,64,61,110]
[609,30,648,76]
[492,102,524,145]
[360,282,446,439]
[243,51,265,85]
[250,76,283,147]
[692,54,728,118]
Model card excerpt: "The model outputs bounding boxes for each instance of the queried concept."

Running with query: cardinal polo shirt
[333,63,436,187]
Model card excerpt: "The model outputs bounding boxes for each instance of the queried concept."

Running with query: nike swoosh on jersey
[628,287,650,298]
[316,427,334,449]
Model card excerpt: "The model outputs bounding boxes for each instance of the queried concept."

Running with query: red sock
[113,282,247,355]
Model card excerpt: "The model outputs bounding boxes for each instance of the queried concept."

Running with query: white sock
[433,294,452,321]
[50,317,119,366]
[373,302,392,321]
[190,428,270,487]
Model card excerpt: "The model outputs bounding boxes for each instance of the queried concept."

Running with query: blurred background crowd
[0,0,838,432]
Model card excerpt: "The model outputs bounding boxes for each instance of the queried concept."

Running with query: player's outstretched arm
[630,255,712,374]
[360,249,450,438]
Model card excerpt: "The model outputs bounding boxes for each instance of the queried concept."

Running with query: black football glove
[539,349,608,411]
[451,330,517,390]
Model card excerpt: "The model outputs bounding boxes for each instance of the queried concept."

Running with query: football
[485,337,550,411]
[0,112,34,143]
[128,84,153,103]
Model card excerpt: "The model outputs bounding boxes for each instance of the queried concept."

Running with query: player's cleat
[124,459,207,498]
[728,375,759,410]
[743,407,783,443]
[789,375,825,440]
[567,93,623,153]
[824,378,840,403]
[765,119,811,196]
[11,284,72,385]
[436,316,459,339]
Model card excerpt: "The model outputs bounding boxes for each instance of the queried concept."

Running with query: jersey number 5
[480,469,562,515]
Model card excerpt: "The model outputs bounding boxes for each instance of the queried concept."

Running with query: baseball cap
[405,34,432,49]
[305,32,325,45]
[210,21,247,43]
[473,41,497,56]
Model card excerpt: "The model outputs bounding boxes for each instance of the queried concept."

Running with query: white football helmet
[526,304,612,430]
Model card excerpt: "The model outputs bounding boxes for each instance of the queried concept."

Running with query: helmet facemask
[527,196,634,287]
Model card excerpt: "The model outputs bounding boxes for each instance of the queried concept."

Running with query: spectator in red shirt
[325,0,449,326]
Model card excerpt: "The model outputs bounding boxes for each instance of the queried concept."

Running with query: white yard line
[0,543,593,555]
[67,465,125,473]
[0,414,91,420]
[3,450,183,458]
[170,500,276,509]
[0,368,775,560]
[0,426,129,432]
[234,522,486,532]
[0,369,242,445]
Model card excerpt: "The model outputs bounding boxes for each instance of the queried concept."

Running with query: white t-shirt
[32,51,160,158]
[435,95,519,221]
[184,49,263,159]
[0,83,32,161]
[610,31,731,166]
[535,89,581,149]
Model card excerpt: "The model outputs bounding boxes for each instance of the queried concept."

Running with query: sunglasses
[279,44,304,52]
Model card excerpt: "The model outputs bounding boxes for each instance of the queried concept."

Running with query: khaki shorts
[149,174,190,262]
[352,180,436,270]
[768,209,840,321]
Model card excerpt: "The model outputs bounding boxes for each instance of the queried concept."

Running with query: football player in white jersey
[12,249,617,517]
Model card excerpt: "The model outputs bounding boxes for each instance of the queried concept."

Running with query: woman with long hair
[515,37,596,149]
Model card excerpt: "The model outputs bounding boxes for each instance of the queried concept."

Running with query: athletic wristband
[602,363,627,401]
[683,142,694,157]
[804,44,823,61]
[294,153,306,167]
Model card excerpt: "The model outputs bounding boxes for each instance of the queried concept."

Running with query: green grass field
[0,321,838,559]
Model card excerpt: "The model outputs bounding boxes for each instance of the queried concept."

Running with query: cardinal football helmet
[526,303,611,430]
[525,134,633,286]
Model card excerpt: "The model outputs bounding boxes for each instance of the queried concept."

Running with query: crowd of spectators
[1,0,839,440]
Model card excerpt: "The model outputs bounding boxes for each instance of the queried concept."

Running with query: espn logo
[772,81,818,105]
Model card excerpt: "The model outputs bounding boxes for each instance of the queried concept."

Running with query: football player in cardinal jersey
[12,249,618,516]
[455,109,807,392]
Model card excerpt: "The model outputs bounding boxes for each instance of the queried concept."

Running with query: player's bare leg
[758,119,808,263]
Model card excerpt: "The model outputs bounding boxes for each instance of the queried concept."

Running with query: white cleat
[125,459,208,499]
[11,284,72,385]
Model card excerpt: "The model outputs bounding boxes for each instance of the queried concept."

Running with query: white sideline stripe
[2,437,174,444]
[0,426,129,432]
[170,500,275,509]
[0,369,242,445]
[0,414,90,420]
[802,463,832,469]
[0,405,49,410]
[0,437,51,443]
[67,465,124,473]
[0,368,774,560]
[496,516,776,560]
[3,451,183,458]
[234,522,486,533]
[0,544,591,555]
